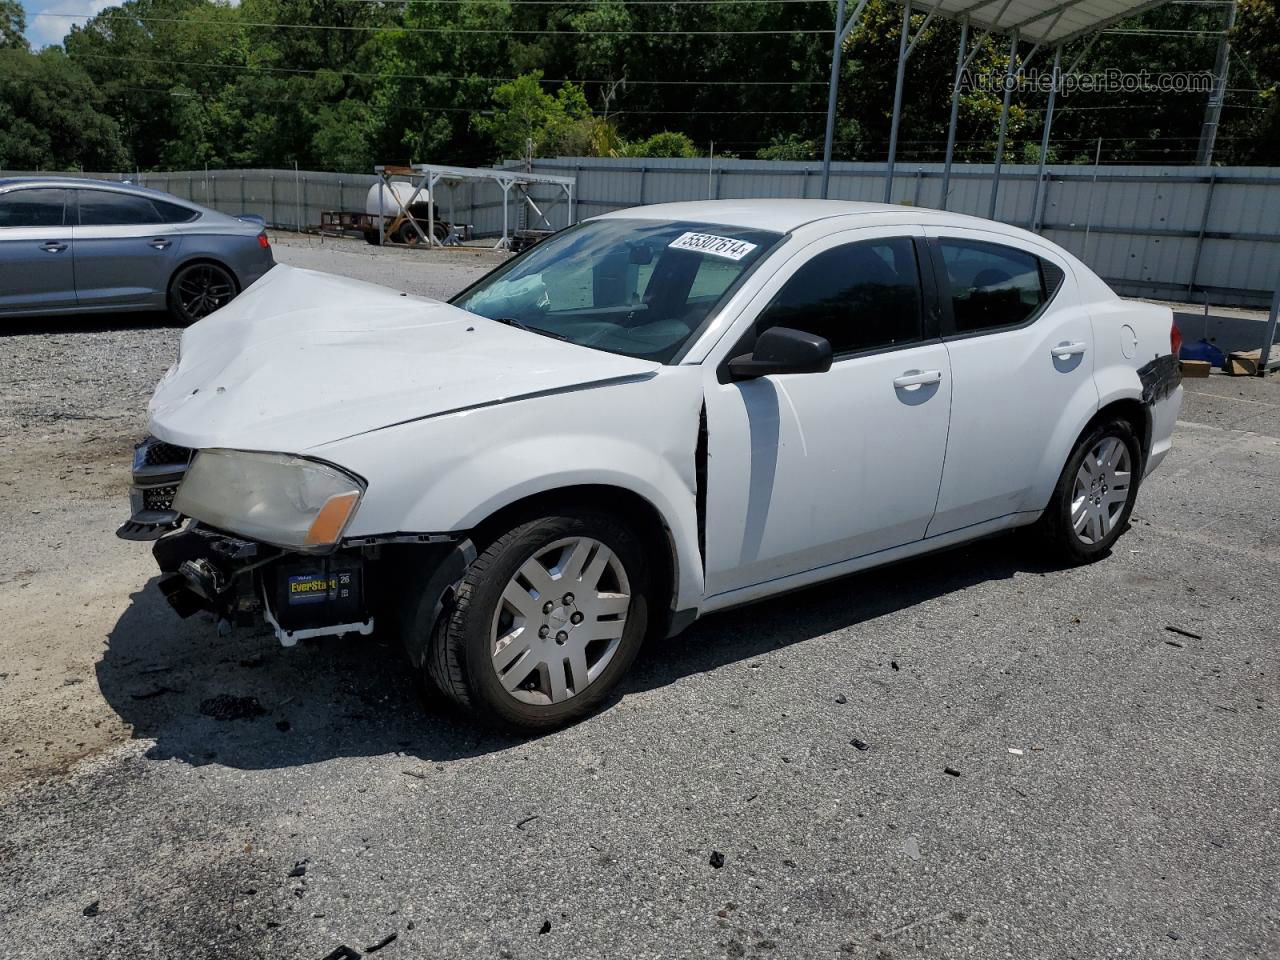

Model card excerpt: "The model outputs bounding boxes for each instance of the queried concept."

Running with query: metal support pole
[988,30,1018,220]
[883,0,913,204]
[820,0,848,200]
[1258,287,1280,375]
[1197,0,1237,166]
[940,16,970,211]
[1187,170,1217,295]
[1031,46,1061,231]
[377,169,385,246]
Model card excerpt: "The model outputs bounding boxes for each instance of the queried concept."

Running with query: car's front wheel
[1037,417,1142,563]
[168,262,238,325]
[424,510,650,730]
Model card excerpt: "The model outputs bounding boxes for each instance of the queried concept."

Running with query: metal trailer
[372,163,576,251]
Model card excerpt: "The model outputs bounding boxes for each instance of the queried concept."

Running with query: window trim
[927,236,1067,341]
[716,233,935,381]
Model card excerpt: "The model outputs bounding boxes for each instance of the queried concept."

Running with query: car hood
[148,264,659,452]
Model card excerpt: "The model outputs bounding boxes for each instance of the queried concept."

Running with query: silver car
[0,177,275,325]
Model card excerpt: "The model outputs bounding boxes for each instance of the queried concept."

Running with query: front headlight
[173,449,365,552]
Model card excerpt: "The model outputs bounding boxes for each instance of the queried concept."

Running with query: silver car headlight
[173,449,365,552]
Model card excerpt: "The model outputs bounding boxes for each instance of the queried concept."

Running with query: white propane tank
[365,181,428,216]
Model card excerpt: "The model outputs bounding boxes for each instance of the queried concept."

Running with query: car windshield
[452,218,782,363]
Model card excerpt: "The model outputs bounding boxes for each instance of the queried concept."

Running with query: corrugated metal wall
[12,162,1277,307]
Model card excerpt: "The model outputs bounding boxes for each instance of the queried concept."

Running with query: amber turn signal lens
[304,490,360,546]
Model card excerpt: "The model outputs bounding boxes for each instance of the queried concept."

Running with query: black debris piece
[539,920,552,935]
[516,815,539,831]
[1168,931,1181,941]
[891,661,900,671]
[200,694,267,720]
[365,933,397,953]
[320,948,361,960]
[944,767,961,777]
[835,694,847,704]
[82,900,100,917]
[1165,640,1185,649]
[709,851,726,869]
[288,859,309,878]
[1165,625,1202,641]
[850,738,870,752]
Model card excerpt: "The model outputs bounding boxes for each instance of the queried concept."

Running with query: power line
[67,52,829,85]
[44,12,833,35]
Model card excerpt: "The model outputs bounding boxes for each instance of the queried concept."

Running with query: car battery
[270,554,368,634]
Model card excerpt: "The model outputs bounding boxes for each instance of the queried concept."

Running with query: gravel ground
[0,235,1278,959]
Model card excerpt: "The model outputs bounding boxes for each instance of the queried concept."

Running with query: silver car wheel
[1071,436,1132,545]
[489,536,631,706]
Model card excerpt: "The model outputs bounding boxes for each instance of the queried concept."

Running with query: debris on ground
[516,815,539,831]
[365,933,397,953]
[709,851,725,868]
[891,661,900,671]
[288,859,309,878]
[834,694,847,704]
[402,769,428,780]
[320,947,361,960]
[539,920,552,935]
[902,836,921,861]
[1008,748,1024,756]
[944,767,961,777]
[850,738,870,751]
[82,900,100,917]
[199,694,267,720]
[1165,625,1202,641]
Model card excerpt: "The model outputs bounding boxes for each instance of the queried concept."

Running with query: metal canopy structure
[374,163,576,250]
[819,0,1180,212]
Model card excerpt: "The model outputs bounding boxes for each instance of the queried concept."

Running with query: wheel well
[1093,398,1152,466]
[470,485,679,631]
[168,257,241,297]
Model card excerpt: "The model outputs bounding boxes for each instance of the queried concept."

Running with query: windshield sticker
[668,232,758,261]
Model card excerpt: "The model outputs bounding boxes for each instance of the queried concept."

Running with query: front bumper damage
[119,436,376,646]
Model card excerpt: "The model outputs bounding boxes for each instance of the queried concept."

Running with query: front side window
[77,190,164,227]
[938,239,1059,334]
[753,236,923,356]
[0,188,67,228]
[452,219,781,363]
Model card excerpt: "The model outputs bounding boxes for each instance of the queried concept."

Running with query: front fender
[319,371,707,611]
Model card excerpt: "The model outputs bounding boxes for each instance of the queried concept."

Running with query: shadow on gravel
[98,534,1077,769]
[0,310,173,336]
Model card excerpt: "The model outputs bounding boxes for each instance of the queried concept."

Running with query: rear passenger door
[72,189,184,309]
[924,230,1097,536]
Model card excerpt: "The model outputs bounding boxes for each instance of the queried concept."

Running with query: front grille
[140,439,192,468]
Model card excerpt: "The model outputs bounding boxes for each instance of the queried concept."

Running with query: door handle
[39,241,68,253]
[893,369,943,389]
[149,238,172,250]
[1052,341,1087,358]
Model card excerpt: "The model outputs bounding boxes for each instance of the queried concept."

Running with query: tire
[362,230,381,246]
[167,261,238,325]
[1036,417,1142,563]
[423,510,651,731]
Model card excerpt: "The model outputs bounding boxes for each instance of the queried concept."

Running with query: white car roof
[590,199,1007,235]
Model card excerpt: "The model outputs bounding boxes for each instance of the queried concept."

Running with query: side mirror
[727,326,833,380]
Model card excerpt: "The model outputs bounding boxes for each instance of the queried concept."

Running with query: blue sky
[22,0,117,49]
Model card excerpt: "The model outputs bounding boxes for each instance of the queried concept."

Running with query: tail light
[257,232,270,250]
[1171,319,1183,358]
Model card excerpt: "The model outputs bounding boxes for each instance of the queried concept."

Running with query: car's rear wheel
[424,510,650,730]
[168,262,238,325]
[1037,417,1141,563]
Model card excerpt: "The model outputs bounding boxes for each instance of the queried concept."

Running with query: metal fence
[9,160,1278,308]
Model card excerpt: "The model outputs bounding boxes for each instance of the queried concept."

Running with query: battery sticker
[668,232,758,261]
[287,573,336,605]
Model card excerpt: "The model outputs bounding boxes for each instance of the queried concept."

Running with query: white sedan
[120,200,1183,730]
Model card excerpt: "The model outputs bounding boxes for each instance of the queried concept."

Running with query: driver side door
[701,227,952,599]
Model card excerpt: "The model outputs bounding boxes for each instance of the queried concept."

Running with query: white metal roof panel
[911,0,1171,45]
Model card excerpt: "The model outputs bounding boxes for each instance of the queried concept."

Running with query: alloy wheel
[175,264,236,320]
[489,537,631,706]
[1071,436,1132,544]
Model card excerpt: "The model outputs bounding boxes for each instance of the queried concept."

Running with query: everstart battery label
[287,571,353,605]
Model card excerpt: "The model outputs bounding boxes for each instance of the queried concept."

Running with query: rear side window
[77,190,164,226]
[153,199,200,223]
[937,238,1062,334]
[0,188,67,227]
[755,236,923,356]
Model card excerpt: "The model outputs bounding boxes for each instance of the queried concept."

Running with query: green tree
[624,131,699,158]
[1,0,27,50]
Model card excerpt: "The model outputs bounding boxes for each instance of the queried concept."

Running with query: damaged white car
[120,200,1183,729]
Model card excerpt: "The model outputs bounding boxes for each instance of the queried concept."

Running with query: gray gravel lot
[1,234,1277,959]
